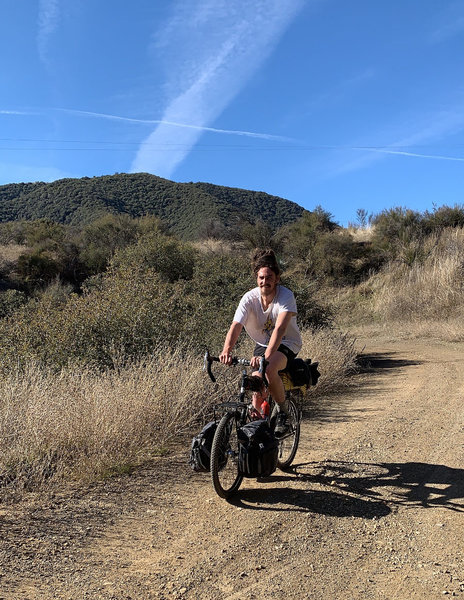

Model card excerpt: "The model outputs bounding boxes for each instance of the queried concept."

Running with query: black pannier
[237,419,279,478]
[189,421,217,472]
[286,358,321,387]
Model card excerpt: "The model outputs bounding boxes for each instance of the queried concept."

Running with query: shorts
[253,343,297,366]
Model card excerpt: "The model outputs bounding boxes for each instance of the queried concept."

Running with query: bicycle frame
[204,349,267,420]
[204,349,303,498]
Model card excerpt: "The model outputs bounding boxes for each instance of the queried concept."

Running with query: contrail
[0,110,40,116]
[362,147,464,163]
[131,0,306,176]
[54,108,296,142]
[0,107,295,143]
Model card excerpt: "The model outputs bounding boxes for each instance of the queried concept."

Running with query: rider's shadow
[231,460,464,517]
[231,483,391,518]
[302,460,464,512]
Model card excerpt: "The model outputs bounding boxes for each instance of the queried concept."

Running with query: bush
[16,249,61,287]
[111,229,195,283]
[0,243,249,369]
[278,206,339,263]
[281,274,333,328]
[78,213,141,274]
[423,204,464,232]
[0,289,27,318]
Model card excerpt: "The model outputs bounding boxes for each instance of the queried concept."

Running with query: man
[219,249,302,436]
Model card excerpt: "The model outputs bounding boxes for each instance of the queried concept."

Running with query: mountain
[0,173,305,239]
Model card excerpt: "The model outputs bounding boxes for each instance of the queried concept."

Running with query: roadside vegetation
[0,200,463,499]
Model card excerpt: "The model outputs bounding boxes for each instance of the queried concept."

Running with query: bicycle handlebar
[203,349,267,383]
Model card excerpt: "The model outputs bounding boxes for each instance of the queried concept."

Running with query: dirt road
[1,336,464,599]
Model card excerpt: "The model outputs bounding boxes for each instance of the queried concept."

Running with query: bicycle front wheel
[276,399,300,470]
[210,412,243,499]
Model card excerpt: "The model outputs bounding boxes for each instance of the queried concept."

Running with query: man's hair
[252,248,281,277]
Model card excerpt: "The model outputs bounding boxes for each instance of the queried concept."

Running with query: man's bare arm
[219,321,243,364]
[264,311,295,360]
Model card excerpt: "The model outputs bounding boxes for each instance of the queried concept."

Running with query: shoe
[274,411,289,437]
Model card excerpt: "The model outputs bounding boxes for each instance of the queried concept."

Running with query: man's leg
[252,350,288,411]
[263,350,288,409]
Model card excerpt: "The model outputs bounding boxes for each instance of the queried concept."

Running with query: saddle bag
[189,421,217,472]
[237,419,278,478]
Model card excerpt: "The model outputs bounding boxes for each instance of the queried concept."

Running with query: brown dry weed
[0,326,356,497]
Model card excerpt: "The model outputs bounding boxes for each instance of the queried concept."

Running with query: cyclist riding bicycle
[219,248,302,437]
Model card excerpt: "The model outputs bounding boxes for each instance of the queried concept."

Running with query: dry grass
[346,226,374,243]
[334,227,464,340]
[0,348,211,498]
[299,327,358,395]
[0,244,26,269]
[193,238,237,254]
[347,317,464,344]
[0,327,357,498]
[371,228,464,322]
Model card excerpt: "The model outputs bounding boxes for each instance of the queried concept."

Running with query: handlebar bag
[237,419,278,478]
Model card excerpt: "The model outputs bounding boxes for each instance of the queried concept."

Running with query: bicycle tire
[275,398,300,470]
[210,412,243,499]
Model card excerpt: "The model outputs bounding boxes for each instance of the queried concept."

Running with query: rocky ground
[1,335,463,599]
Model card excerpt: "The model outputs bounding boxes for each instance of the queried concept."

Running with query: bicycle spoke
[276,399,300,470]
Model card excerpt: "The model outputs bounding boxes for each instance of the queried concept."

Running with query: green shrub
[423,204,464,232]
[111,229,195,283]
[16,250,60,287]
[371,207,426,260]
[278,206,339,263]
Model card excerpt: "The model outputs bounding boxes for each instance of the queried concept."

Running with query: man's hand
[219,349,233,365]
[220,321,243,365]
[250,355,262,370]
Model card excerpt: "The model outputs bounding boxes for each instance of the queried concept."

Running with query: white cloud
[37,0,60,66]
[131,0,305,177]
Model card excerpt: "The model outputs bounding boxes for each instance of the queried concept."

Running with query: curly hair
[252,248,281,277]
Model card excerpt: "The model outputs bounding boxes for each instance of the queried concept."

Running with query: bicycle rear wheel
[210,412,243,499]
[275,398,300,470]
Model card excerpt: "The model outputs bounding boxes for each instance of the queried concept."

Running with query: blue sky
[1,0,463,226]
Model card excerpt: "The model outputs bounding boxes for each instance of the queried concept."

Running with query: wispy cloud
[331,107,464,176]
[37,0,60,66]
[131,0,306,177]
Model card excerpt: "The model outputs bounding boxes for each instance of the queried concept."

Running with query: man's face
[256,267,279,297]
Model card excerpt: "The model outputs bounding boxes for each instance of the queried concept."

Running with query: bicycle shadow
[357,351,423,374]
[231,484,391,518]
[230,460,464,517]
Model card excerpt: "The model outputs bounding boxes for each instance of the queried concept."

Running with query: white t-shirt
[233,285,302,354]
